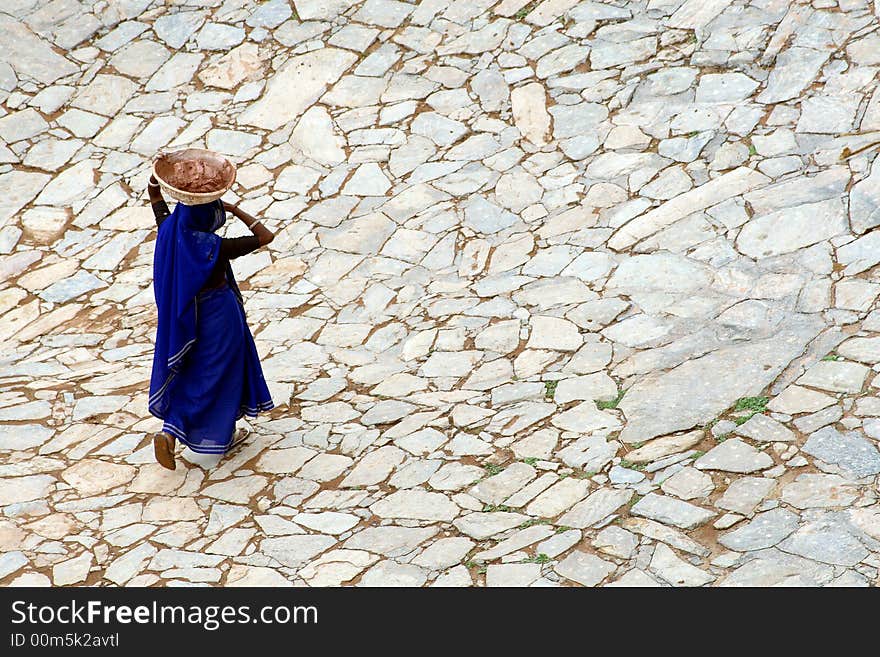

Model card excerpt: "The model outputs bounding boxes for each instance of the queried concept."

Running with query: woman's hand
[148,175,165,204]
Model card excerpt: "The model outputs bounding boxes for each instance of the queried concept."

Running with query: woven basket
[152,149,236,205]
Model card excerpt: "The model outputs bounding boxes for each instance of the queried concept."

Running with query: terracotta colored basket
[152,149,236,205]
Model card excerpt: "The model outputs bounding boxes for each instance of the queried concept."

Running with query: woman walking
[147,174,275,470]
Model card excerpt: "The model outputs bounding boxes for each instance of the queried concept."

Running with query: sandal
[153,432,176,470]
[228,428,249,452]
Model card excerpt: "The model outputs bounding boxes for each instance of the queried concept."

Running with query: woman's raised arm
[226,202,274,247]
[147,175,171,224]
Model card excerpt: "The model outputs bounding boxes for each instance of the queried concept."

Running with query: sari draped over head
[148,200,242,420]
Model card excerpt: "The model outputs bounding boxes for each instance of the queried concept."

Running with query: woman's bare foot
[153,432,176,470]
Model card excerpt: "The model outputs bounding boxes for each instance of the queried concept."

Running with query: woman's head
[180,200,225,233]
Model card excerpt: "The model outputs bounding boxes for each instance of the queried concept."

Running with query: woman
[147,173,275,470]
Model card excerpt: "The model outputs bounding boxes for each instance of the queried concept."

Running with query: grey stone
[781,474,858,509]
[694,439,774,474]
[719,548,834,586]
[716,477,776,515]
[802,427,880,478]
[735,414,796,443]
[630,493,714,530]
[554,550,615,587]
[778,514,868,566]
[797,360,870,394]
[558,488,632,529]
[718,508,800,551]
[618,318,821,443]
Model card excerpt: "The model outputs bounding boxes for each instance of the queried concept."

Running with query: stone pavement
[1,0,880,587]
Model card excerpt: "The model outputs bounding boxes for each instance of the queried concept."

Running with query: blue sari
[148,200,273,454]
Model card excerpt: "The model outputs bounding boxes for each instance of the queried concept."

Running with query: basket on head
[152,149,236,206]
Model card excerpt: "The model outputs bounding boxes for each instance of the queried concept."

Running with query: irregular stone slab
[696,72,757,103]
[361,400,416,425]
[591,525,637,559]
[849,156,880,234]
[558,487,632,528]
[0,424,54,451]
[299,550,379,586]
[486,401,554,436]
[556,435,618,472]
[259,535,337,568]
[318,212,396,255]
[757,47,829,104]
[554,373,617,404]
[767,385,835,415]
[525,478,590,517]
[550,402,619,433]
[71,74,138,117]
[290,106,346,166]
[781,474,858,509]
[0,400,51,421]
[469,462,537,505]
[201,475,268,504]
[695,439,773,474]
[340,446,405,487]
[625,431,703,463]
[734,414,795,443]
[744,167,848,216]
[649,543,713,586]
[668,0,732,29]
[837,337,880,364]
[296,0,360,20]
[474,525,555,562]
[413,538,475,571]
[718,508,800,551]
[464,194,518,234]
[608,167,769,251]
[153,10,206,49]
[227,565,293,587]
[104,543,157,585]
[621,517,710,556]
[0,16,78,84]
[0,108,47,143]
[370,490,459,522]
[239,48,357,129]
[486,563,541,587]
[802,427,880,478]
[359,561,427,587]
[511,82,550,146]
[0,170,51,224]
[503,472,557,508]
[554,550,614,586]
[716,477,776,515]
[778,514,868,566]
[61,460,135,495]
[607,569,662,587]
[793,406,843,434]
[0,551,28,580]
[837,230,880,275]
[660,467,714,500]
[849,507,880,541]
[796,360,870,394]
[797,95,858,134]
[453,512,528,540]
[736,198,847,258]
[293,512,358,536]
[344,526,437,557]
[630,493,714,530]
[718,548,834,586]
[618,316,821,443]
